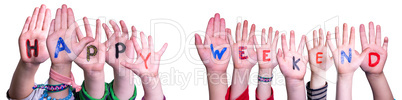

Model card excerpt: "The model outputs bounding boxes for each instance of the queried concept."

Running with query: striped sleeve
[306,81,327,100]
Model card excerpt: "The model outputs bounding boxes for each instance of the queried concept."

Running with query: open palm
[228,20,257,69]
[306,29,333,73]
[19,5,51,64]
[277,31,307,80]
[253,27,279,69]
[195,13,231,73]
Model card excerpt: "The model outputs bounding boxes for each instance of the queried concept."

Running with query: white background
[0,0,401,100]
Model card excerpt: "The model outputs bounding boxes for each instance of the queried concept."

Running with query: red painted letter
[316,52,323,64]
[239,46,248,60]
[369,52,380,67]
[140,53,151,69]
[263,50,270,61]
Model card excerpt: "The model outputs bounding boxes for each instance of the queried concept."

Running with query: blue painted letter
[210,44,227,60]
[54,37,71,58]
[341,48,352,64]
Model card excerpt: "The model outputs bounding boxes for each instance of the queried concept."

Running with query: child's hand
[306,29,333,75]
[195,13,230,73]
[74,18,105,73]
[277,31,307,80]
[359,22,388,74]
[46,5,94,65]
[253,27,279,69]
[327,24,371,75]
[104,20,135,70]
[227,20,257,69]
[18,5,51,65]
[121,31,168,77]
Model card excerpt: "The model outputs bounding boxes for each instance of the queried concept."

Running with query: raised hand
[195,13,230,73]
[327,23,371,100]
[73,18,106,99]
[253,27,279,70]
[277,31,307,80]
[327,24,371,75]
[19,4,51,65]
[47,4,94,65]
[228,20,257,69]
[121,31,168,77]
[359,22,388,74]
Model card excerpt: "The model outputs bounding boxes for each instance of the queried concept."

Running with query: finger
[369,22,375,44]
[195,33,204,49]
[73,22,82,42]
[61,4,67,29]
[42,9,51,31]
[342,23,348,45]
[327,32,336,53]
[376,25,381,46]
[140,32,148,49]
[248,24,256,45]
[272,31,280,50]
[236,23,241,43]
[360,48,372,60]
[227,28,234,45]
[157,43,168,55]
[131,26,137,39]
[95,19,101,41]
[335,26,341,47]
[261,28,266,44]
[276,48,284,63]
[110,20,121,37]
[36,5,46,30]
[383,37,388,51]
[48,19,54,36]
[242,20,248,41]
[55,8,61,30]
[268,27,273,45]
[349,27,355,47]
[120,20,129,39]
[319,28,324,46]
[359,24,368,48]
[132,34,142,54]
[297,35,306,54]
[120,61,135,70]
[83,17,93,37]
[313,30,318,47]
[305,36,312,50]
[219,18,226,39]
[290,30,296,51]
[102,23,112,40]
[253,36,260,48]
[281,33,289,55]
[148,36,154,52]
[213,13,220,37]
[206,17,214,37]
[22,16,31,33]
[29,7,39,30]
[67,8,75,30]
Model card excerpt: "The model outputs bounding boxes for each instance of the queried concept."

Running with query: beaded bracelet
[40,88,73,100]
[33,83,70,93]
[258,75,273,82]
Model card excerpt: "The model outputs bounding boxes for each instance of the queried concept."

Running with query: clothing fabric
[306,81,328,100]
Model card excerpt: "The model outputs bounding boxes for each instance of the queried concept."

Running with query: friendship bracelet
[40,88,73,100]
[33,83,70,93]
[258,75,273,82]
[50,68,81,92]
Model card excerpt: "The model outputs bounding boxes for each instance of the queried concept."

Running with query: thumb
[75,37,94,53]
[359,48,372,60]
[120,61,134,70]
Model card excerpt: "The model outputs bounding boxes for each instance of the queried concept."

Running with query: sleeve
[107,80,137,100]
[7,88,45,100]
[75,81,109,100]
[306,81,328,100]
[225,85,249,100]
[255,87,274,100]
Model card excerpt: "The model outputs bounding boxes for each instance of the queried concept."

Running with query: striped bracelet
[258,75,273,82]
[33,83,70,93]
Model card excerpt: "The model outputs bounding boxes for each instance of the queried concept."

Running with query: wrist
[18,60,40,71]
[258,68,273,77]
[365,72,384,78]
[51,63,72,76]
[310,72,326,89]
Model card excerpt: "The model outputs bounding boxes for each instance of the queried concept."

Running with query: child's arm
[74,18,106,99]
[121,30,168,100]
[253,27,279,100]
[8,4,51,99]
[227,20,257,100]
[326,24,371,100]
[277,31,308,100]
[194,13,230,100]
[305,29,333,99]
[103,20,136,100]
[359,22,393,99]
[46,4,94,98]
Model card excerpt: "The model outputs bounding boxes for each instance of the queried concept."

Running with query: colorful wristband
[258,75,273,82]
[33,83,70,93]
[40,88,73,100]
